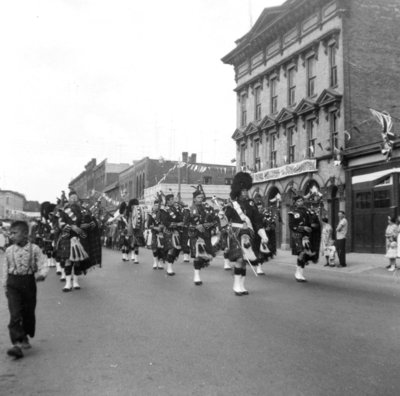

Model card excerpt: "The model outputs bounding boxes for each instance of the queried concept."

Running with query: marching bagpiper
[117,202,130,261]
[39,202,57,269]
[126,199,144,263]
[288,195,315,282]
[223,172,268,296]
[146,199,165,270]
[187,186,218,285]
[159,193,184,276]
[56,190,102,292]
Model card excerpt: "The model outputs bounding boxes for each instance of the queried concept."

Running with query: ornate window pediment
[244,122,260,137]
[294,98,319,118]
[275,107,297,125]
[316,88,342,109]
[260,115,277,130]
[232,128,244,140]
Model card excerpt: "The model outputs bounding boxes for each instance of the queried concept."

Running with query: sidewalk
[270,249,397,278]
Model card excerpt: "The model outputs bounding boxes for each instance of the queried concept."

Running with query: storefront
[345,143,400,254]
[251,159,345,250]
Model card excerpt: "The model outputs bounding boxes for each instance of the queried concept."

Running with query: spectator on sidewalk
[320,217,333,265]
[324,239,337,267]
[385,217,398,268]
[335,211,348,267]
[385,236,397,272]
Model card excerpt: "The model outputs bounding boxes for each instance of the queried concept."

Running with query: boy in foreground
[2,221,48,359]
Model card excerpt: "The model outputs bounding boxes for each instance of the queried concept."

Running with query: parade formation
[2,170,327,360]
[22,171,323,292]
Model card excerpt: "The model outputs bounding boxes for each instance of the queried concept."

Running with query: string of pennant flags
[89,189,121,207]
[157,162,235,185]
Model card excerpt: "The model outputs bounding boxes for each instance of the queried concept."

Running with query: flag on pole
[369,108,395,161]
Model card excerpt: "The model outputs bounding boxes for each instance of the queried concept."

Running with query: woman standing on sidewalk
[386,217,398,258]
[320,217,333,266]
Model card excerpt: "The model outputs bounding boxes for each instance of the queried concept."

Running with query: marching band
[24,171,320,296]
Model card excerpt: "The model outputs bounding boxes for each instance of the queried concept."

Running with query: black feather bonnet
[119,201,127,214]
[230,172,253,200]
[40,201,56,220]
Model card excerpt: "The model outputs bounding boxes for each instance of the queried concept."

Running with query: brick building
[69,158,129,199]
[119,153,235,207]
[222,0,400,252]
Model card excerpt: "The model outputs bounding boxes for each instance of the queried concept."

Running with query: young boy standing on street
[2,220,48,359]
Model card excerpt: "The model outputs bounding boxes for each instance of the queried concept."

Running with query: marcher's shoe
[157,262,164,270]
[166,263,175,276]
[223,259,232,270]
[72,278,81,290]
[194,270,202,285]
[233,274,242,295]
[21,337,32,349]
[256,264,265,275]
[239,275,249,295]
[386,264,391,269]
[63,275,72,292]
[7,345,23,359]
[295,266,307,282]
[324,263,330,267]
[388,265,396,272]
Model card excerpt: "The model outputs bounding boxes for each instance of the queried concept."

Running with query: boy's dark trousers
[6,274,37,345]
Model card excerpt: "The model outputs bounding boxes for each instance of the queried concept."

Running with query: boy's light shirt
[2,242,48,288]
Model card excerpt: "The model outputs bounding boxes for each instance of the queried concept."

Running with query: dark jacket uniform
[224,198,264,262]
[288,206,312,256]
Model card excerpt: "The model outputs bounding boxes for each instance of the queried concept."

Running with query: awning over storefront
[352,168,400,184]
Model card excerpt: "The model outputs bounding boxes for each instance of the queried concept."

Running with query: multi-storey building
[0,190,26,219]
[222,0,400,252]
[69,159,129,199]
[120,153,235,207]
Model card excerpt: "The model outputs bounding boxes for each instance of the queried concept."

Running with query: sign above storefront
[252,159,317,183]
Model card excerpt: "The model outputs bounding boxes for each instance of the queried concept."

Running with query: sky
[0,0,284,203]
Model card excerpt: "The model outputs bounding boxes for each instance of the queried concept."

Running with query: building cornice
[234,27,340,94]
[222,0,343,66]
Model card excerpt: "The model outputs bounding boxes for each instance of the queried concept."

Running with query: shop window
[203,176,212,185]
[355,192,371,209]
[373,189,390,208]
[225,178,232,185]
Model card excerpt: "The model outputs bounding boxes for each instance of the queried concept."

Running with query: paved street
[1,248,400,396]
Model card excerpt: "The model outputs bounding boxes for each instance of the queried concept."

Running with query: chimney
[189,153,197,164]
[182,152,188,163]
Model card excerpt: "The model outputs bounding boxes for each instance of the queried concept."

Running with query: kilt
[56,235,70,262]
[226,228,260,262]
[130,229,145,248]
[291,231,305,256]
[189,232,214,259]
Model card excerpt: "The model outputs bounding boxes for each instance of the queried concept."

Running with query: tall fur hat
[129,198,139,207]
[192,185,204,199]
[40,201,56,220]
[68,189,78,197]
[230,172,253,200]
[119,201,127,214]
[165,194,174,202]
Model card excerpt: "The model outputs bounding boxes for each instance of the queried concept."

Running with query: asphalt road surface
[1,248,400,396]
